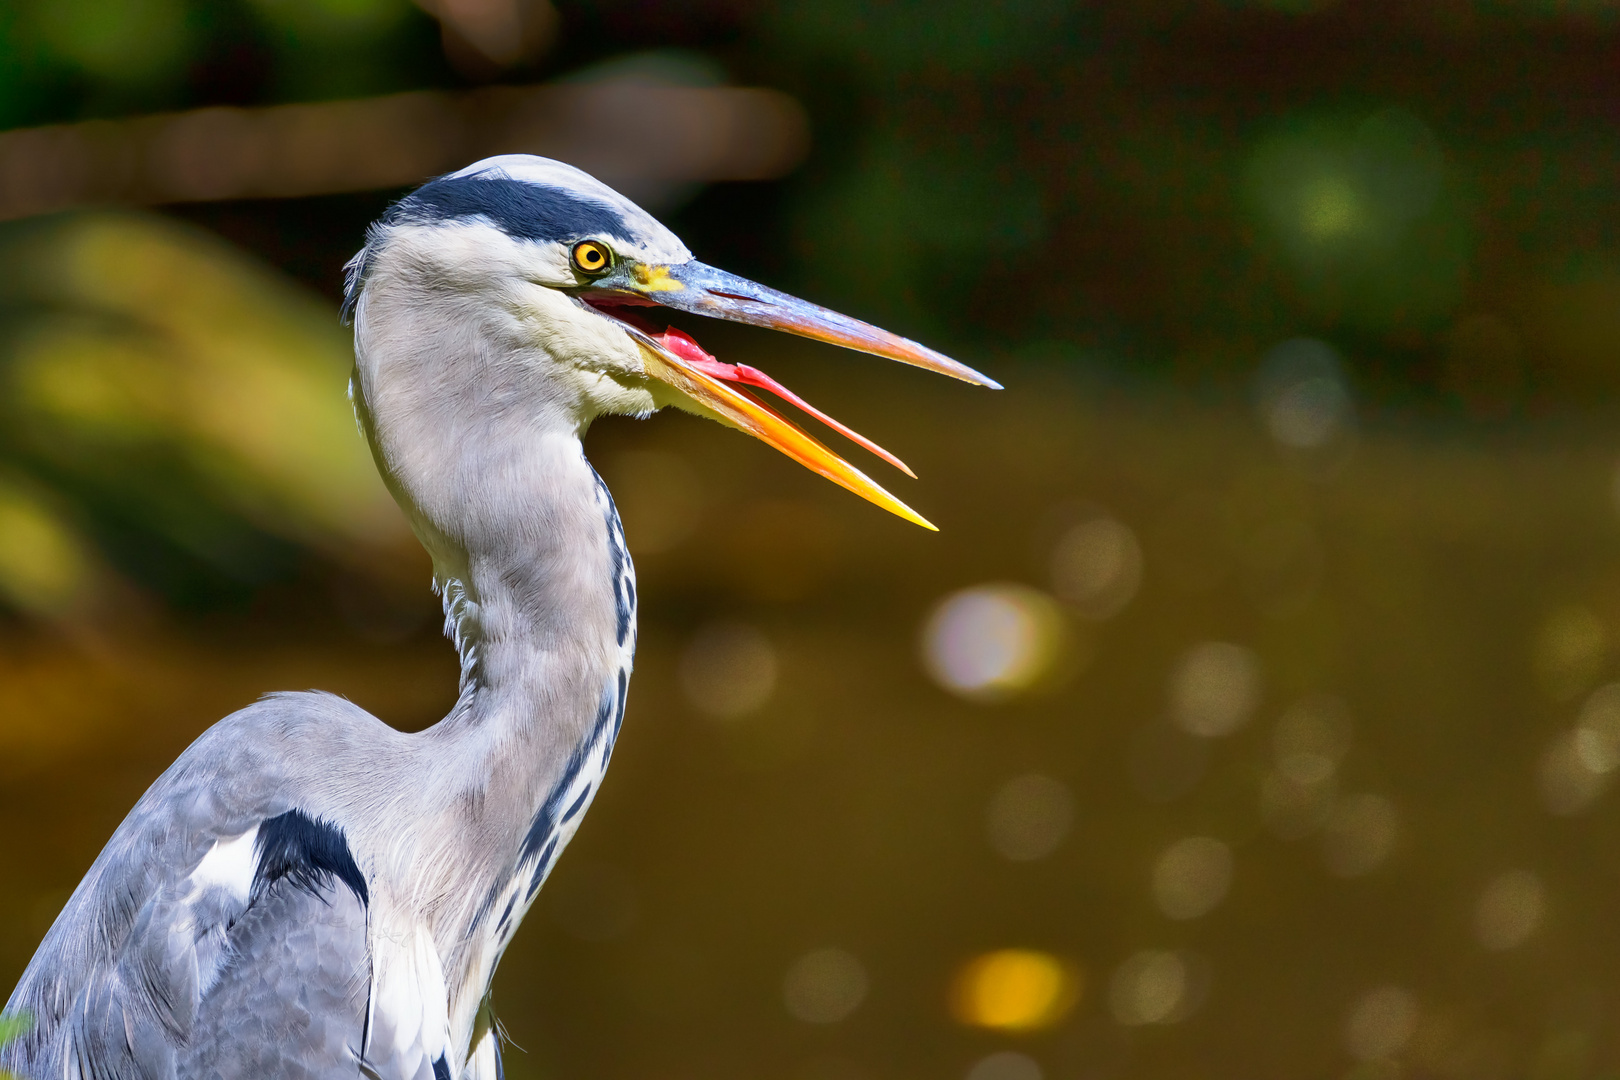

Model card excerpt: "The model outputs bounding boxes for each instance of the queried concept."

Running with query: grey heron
[0,154,997,1079]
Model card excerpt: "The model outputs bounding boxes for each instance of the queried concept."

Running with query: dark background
[5,3,1620,1079]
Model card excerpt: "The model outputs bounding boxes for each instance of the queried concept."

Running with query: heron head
[346,155,998,530]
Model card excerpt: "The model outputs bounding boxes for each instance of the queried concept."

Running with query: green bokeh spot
[31,0,187,82]
[1242,106,1469,333]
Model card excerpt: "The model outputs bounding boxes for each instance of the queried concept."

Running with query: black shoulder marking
[388,175,637,246]
[496,1039,506,1080]
[254,810,369,906]
[434,1054,452,1080]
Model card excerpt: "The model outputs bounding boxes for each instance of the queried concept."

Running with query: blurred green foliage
[31,0,191,83]
[0,1009,28,1079]
[0,213,402,615]
[0,0,443,122]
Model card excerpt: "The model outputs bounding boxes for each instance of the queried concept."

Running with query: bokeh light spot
[1108,950,1191,1026]
[1270,377,1351,448]
[1152,836,1234,920]
[1256,338,1354,453]
[679,622,778,719]
[1274,695,1354,784]
[1573,682,1620,774]
[965,1051,1043,1080]
[1474,870,1545,951]
[1299,174,1361,240]
[1539,730,1608,816]
[986,774,1075,862]
[1534,606,1609,703]
[1049,515,1142,620]
[1321,793,1399,877]
[1169,641,1262,737]
[951,949,1078,1032]
[1262,695,1348,839]
[1345,986,1419,1062]
[783,948,868,1024]
[923,584,1064,701]
[1260,769,1337,839]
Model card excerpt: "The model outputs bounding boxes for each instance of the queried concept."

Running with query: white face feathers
[346,153,994,534]
[346,155,695,429]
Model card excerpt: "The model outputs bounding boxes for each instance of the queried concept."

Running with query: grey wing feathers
[178,878,371,1079]
[0,692,431,1080]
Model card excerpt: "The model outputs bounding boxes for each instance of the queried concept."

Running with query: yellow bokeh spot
[0,483,91,614]
[1535,604,1610,702]
[950,949,1079,1033]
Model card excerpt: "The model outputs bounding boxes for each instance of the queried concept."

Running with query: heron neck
[426,429,635,746]
[350,273,636,803]
[350,274,638,1063]
[394,423,636,1060]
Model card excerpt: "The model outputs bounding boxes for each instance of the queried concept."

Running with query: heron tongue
[651,326,915,477]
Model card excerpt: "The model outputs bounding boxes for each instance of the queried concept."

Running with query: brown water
[5,354,1620,1080]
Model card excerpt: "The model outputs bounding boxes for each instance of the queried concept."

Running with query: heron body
[1,155,994,1079]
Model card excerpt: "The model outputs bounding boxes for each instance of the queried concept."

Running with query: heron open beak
[581,260,999,531]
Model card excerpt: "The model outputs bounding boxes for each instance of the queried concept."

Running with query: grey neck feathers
[350,278,635,828]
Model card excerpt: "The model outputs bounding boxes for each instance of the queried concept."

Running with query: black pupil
[580,246,602,267]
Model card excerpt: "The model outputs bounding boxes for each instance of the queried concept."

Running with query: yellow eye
[571,240,612,275]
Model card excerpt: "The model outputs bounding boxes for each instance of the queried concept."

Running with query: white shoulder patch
[185,826,260,904]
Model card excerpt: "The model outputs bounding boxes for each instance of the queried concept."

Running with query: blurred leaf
[0,1008,29,1078]
[0,474,99,618]
[0,212,407,615]
[26,0,189,82]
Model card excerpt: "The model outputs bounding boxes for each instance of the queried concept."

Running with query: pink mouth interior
[585,297,914,477]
